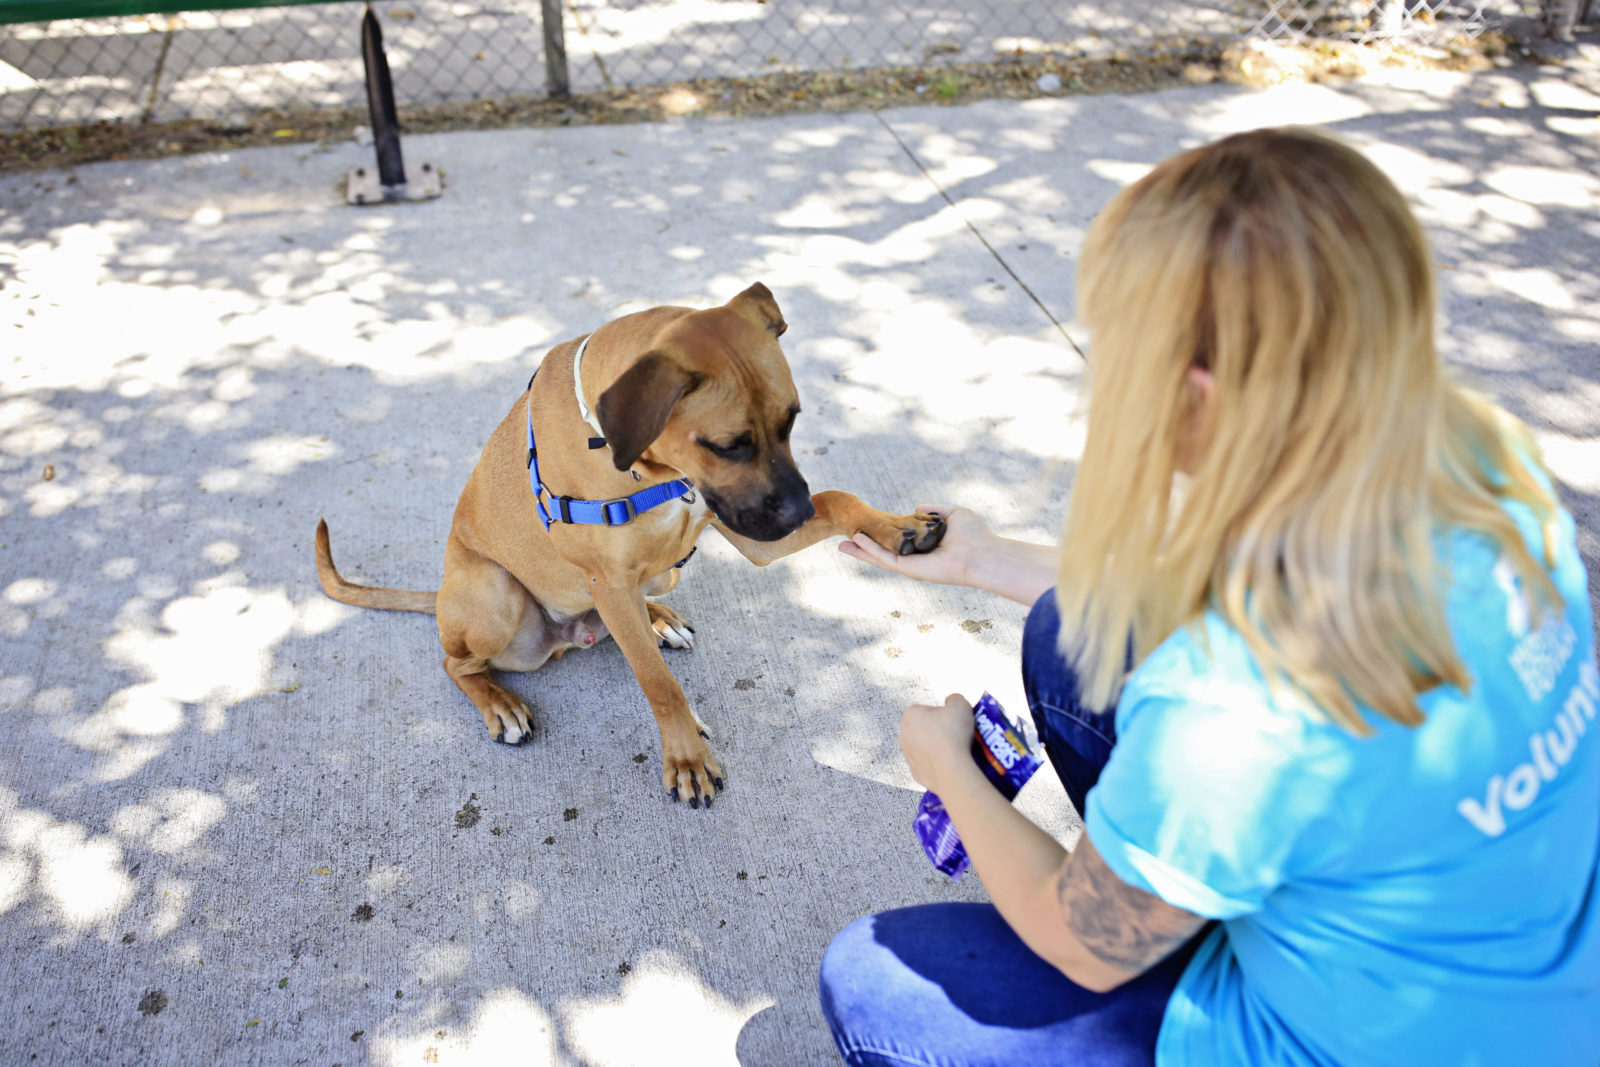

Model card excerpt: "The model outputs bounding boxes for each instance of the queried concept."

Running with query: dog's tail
[315,519,438,614]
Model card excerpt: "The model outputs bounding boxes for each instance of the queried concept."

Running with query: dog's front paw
[648,602,696,650]
[898,511,947,556]
[860,511,946,557]
[660,721,723,810]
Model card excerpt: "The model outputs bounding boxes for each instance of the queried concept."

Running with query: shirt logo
[1457,658,1598,838]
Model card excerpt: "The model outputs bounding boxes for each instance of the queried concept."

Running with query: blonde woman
[819,128,1600,1066]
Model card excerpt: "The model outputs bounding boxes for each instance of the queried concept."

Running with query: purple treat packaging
[912,693,1043,879]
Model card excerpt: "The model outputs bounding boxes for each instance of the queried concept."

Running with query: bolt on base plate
[346,161,442,206]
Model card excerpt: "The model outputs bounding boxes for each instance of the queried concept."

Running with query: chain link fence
[0,0,1541,133]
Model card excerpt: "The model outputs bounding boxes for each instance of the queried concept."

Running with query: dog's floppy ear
[729,281,787,338]
[597,352,702,471]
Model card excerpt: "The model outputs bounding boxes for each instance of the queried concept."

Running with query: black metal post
[361,2,405,188]
[540,0,570,98]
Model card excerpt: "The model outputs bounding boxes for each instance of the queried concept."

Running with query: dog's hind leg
[437,534,546,744]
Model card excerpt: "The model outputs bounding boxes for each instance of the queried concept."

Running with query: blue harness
[524,340,697,565]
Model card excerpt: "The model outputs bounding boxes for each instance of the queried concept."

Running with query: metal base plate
[346,162,442,206]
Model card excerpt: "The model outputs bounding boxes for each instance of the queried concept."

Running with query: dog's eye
[699,434,755,462]
[778,406,799,442]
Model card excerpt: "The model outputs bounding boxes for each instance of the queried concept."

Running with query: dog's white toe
[502,725,523,745]
[655,621,694,649]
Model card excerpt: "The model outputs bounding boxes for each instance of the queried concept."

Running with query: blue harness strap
[525,368,696,542]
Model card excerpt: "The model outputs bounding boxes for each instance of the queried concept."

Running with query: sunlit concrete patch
[1086,158,1156,188]
[103,584,295,708]
[109,788,226,855]
[904,132,1001,190]
[560,951,772,1067]
[3,577,55,604]
[1485,266,1581,311]
[1199,81,1374,132]
[1362,142,1476,197]
[1552,316,1600,344]
[0,851,29,917]
[1540,437,1600,494]
[1,805,137,929]
[774,191,893,230]
[377,987,566,1067]
[1528,75,1600,111]
[90,739,170,784]
[1484,164,1600,209]
[104,685,186,737]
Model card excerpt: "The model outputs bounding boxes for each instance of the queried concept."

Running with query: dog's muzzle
[704,484,815,542]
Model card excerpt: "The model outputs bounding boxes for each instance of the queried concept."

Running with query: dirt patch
[0,38,1513,175]
[352,903,375,922]
[138,990,167,1016]
[453,794,481,829]
[960,619,994,634]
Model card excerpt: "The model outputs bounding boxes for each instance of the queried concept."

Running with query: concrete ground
[1,61,1597,1066]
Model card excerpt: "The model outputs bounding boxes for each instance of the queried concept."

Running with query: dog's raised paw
[897,513,947,556]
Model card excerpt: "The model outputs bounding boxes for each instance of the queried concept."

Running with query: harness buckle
[600,497,638,526]
[556,496,574,525]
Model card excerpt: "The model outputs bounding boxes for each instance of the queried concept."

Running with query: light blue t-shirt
[1086,495,1600,1067]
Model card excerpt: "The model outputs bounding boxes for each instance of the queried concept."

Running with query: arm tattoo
[1057,836,1206,974]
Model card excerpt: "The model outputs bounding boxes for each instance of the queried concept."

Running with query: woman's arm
[902,694,1206,991]
[838,507,1059,606]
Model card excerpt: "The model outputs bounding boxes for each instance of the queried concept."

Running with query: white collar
[572,333,605,439]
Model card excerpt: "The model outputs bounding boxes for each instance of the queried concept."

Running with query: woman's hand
[840,506,1060,606]
[899,693,982,795]
[839,506,992,589]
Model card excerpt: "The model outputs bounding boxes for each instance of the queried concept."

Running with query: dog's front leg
[588,575,722,808]
[714,490,945,567]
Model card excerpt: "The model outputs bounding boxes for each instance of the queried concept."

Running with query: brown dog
[315,283,944,808]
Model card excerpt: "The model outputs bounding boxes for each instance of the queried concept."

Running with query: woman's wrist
[966,536,1059,605]
[922,745,989,800]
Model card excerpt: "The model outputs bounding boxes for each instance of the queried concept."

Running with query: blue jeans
[819,591,1194,1066]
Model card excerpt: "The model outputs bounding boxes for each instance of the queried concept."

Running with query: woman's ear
[1177,365,1216,475]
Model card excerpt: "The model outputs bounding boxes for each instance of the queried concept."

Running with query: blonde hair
[1059,127,1561,734]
